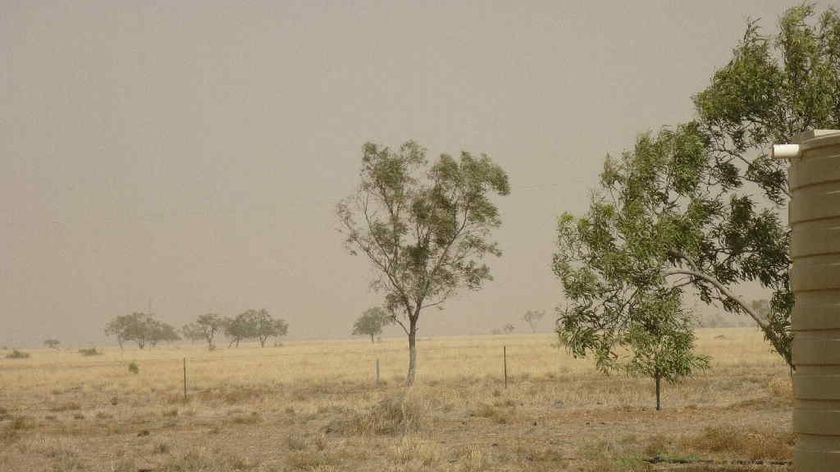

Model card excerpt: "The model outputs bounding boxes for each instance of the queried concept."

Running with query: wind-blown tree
[556,5,840,369]
[555,124,791,367]
[43,339,60,349]
[182,313,226,349]
[104,313,180,349]
[338,141,510,385]
[687,4,840,362]
[522,310,545,333]
[352,307,393,343]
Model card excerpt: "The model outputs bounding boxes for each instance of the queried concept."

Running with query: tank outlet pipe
[771,144,801,159]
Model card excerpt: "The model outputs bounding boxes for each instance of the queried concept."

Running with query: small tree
[501,323,515,335]
[522,310,545,333]
[182,313,226,349]
[338,141,510,385]
[352,307,393,343]
[622,290,709,410]
[43,339,60,350]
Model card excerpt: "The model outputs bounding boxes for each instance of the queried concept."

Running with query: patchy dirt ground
[0,329,792,471]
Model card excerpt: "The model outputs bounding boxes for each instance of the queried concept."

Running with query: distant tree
[250,309,288,348]
[502,323,515,335]
[182,313,226,349]
[104,313,179,349]
[338,141,510,385]
[225,309,288,348]
[224,314,249,348]
[181,323,204,345]
[522,310,545,333]
[43,339,60,349]
[352,307,393,343]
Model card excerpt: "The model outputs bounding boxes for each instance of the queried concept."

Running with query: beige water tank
[784,129,840,471]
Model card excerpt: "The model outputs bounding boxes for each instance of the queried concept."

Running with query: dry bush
[683,426,795,461]
[329,394,423,435]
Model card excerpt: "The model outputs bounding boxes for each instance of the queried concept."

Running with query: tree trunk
[655,373,662,411]
[370,334,375,344]
[406,324,417,386]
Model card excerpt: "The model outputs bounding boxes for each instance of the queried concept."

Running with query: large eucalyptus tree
[338,141,509,385]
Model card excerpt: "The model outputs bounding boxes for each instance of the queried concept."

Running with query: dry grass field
[0,328,792,471]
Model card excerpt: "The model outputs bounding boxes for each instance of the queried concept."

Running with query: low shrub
[78,347,102,356]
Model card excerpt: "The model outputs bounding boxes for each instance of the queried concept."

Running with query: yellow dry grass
[0,328,792,471]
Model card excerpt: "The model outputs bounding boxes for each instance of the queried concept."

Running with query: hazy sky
[1,0,819,346]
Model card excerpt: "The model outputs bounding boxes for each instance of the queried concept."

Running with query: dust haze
[0,0,804,346]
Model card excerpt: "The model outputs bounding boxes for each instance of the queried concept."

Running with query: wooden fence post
[183,357,187,402]
[503,346,508,388]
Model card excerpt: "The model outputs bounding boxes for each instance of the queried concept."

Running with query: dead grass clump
[683,426,794,461]
[768,375,793,400]
[227,411,261,425]
[330,394,423,435]
[49,402,82,413]
[161,449,254,471]
[578,440,651,472]
[285,450,336,470]
[470,402,512,424]
[389,435,442,468]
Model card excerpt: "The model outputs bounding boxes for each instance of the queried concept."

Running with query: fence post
[183,357,187,402]
[503,346,508,388]
[375,358,380,385]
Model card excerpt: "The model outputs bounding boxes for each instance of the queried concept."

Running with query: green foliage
[224,309,288,348]
[352,307,393,342]
[104,313,180,349]
[555,5,840,370]
[690,4,840,359]
[182,313,226,349]
[128,361,139,374]
[338,141,509,384]
[5,350,30,359]
[78,347,102,356]
[43,339,60,349]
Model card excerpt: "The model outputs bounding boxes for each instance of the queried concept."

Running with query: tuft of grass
[330,394,424,436]
[127,361,139,374]
[49,402,81,413]
[470,402,514,424]
[683,426,795,461]
[227,411,261,425]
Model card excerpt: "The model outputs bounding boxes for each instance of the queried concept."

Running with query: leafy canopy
[352,307,393,341]
[338,141,509,384]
